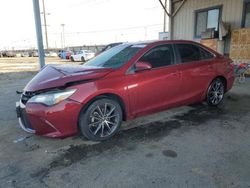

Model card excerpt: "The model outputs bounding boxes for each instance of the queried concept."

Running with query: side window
[199,47,214,60]
[139,45,174,68]
[176,44,201,63]
[176,44,214,63]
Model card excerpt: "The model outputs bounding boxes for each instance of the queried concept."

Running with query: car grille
[21,91,35,105]
[20,108,33,130]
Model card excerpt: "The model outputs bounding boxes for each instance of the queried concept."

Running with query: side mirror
[135,61,152,72]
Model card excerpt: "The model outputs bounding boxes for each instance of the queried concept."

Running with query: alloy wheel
[207,79,225,106]
[88,102,120,138]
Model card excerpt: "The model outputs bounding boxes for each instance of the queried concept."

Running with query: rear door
[126,44,182,117]
[174,43,216,104]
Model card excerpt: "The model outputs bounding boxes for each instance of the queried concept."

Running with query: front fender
[68,82,131,119]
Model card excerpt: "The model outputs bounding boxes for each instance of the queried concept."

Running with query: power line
[41,0,49,49]
[48,24,162,36]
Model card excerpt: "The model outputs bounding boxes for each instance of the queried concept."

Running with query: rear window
[176,43,214,63]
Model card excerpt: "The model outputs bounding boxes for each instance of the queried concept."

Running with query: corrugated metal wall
[172,0,244,40]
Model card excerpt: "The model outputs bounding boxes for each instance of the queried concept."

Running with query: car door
[174,43,216,104]
[126,44,182,117]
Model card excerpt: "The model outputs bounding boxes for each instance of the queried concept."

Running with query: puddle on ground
[162,150,177,158]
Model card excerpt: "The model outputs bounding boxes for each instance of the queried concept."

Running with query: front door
[126,44,182,117]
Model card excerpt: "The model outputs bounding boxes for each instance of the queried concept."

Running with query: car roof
[121,40,220,55]
[107,42,123,46]
[123,40,202,46]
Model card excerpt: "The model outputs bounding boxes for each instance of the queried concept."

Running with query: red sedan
[16,40,234,141]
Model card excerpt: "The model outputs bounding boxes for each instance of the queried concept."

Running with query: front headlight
[28,89,77,106]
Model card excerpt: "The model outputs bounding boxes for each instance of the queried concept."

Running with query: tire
[206,78,225,106]
[81,56,85,62]
[71,57,74,62]
[79,98,122,141]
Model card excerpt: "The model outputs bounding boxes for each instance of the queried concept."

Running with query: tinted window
[176,44,214,63]
[199,47,214,59]
[176,44,201,62]
[139,45,174,68]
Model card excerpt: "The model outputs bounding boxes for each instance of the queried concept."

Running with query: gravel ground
[0,58,250,188]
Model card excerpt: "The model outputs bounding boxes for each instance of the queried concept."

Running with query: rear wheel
[206,78,225,106]
[79,98,122,141]
[71,57,74,62]
[81,56,85,62]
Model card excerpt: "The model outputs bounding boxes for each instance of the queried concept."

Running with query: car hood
[24,64,113,92]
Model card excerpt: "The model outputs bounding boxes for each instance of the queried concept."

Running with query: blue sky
[0,0,167,50]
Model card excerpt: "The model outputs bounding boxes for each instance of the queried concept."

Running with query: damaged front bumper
[16,101,36,134]
[16,98,83,138]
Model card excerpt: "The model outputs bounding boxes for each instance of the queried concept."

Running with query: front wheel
[206,78,225,106]
[79,98,122,141]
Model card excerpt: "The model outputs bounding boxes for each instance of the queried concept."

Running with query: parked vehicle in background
[49,52,58,57]
[16,53,22,57]
[58,50,73,59]
[45,51,58,57]
[71,50,95,62]
[16,40,235,141]
[1,51,6,57]
[33,51,39,57]
[45,52,50,57]
[95,42,123,56]
[2,51,16,57]
[66,51,73,59]
[29,51,39,57]
[21,52,29,57]
[58,50,63,58]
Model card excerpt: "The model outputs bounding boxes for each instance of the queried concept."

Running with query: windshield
[84,44,144,69]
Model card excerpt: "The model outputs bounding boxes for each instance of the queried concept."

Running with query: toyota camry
[16,40,234,141]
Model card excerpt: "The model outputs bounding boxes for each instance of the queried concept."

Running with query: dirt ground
[0,57,250,188]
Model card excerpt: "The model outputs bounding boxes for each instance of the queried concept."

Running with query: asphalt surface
[0,69,250,188]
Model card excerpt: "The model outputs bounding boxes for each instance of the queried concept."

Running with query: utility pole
[158,0,186,40]
[168,0,173,40]
[32,0,45,69]
[163,0,167,32]
[61,24,65,48]
[41,0,49,49]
